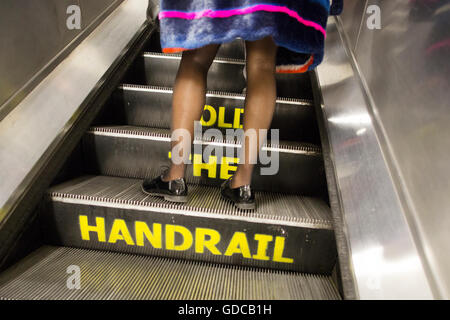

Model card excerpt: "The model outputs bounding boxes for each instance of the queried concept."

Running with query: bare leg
[231,36,277,188]
[164,44,220,181]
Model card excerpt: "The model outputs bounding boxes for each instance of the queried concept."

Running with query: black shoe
[220,178,256,210]
[141,174,188,203]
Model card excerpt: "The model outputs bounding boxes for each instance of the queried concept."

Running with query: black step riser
[109,87,318,142]
[215,39,246,60]
[42,200,336,274]
[82,132,326,196]
[147,33,246,60]
[124,54,313,99]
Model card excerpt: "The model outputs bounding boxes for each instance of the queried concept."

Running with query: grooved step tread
[0,246,341,300]
[86,125,322,155]
[117,83,314,106]
[49,175,333,229]
[144,51,247,64]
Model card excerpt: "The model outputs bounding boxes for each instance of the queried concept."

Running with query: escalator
[0,29,341,300]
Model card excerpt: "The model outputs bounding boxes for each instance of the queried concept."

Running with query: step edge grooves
[117,84,314,106]
[143,51,246,65]
[86,126,322,155]
[49,193,333,230]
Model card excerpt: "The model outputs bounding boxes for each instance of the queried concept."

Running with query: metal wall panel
[339,0,368,51]
[329,0,450,298]
[79,0,119,24]
[317,18,434,299]
[352,0,450,298]
[0,0,121,119]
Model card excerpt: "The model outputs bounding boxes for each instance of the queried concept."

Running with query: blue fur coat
[158,0,343,73]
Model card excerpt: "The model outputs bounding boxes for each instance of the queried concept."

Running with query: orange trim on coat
[162,47,188,54]
[276,55,314,74]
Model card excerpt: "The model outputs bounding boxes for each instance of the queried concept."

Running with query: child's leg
[164,44,220,181]
[231,36,277,188]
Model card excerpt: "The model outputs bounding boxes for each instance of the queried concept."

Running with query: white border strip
[86,129,321,155]
[118,84,314,106]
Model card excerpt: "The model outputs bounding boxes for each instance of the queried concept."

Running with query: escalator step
[82,126,327,195]
[123,52,313,99]
[0,246,340,300]
[42,175,336,274]
[108,84,318,142]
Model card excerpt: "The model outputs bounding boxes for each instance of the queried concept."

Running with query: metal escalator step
[82,126,327,195]
[123,52,313,100]
[109,84,319,142]
[42,175,336,274]
[0,246,341,300]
